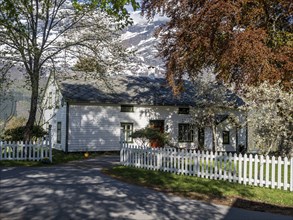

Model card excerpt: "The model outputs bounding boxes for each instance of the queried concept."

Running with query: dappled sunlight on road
[0,156,291,220]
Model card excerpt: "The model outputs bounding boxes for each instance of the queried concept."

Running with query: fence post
[290,157,293,192]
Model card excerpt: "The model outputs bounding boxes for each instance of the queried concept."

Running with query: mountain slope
[120,11,167,77]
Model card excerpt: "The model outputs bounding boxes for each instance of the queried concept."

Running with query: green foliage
[2,125,47,141]
[72,0,140,27]
[131,127,170,147]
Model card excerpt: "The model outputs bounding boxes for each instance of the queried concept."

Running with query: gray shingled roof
[59,75,244,107]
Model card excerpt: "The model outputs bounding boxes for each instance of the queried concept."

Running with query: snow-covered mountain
[120,11,168,77]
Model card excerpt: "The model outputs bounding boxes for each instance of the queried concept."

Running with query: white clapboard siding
[121,144,293,191]
[0,136,52,162]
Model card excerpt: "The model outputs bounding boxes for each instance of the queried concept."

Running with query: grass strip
[104,166,293,215]
[0,149,118,167]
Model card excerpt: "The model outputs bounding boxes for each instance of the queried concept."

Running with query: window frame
[121,105,134,112]
[222,131,230,145]
[178,123,194,142]
[121,122,134,143]
[178,107,190,114]
[57,122,61,144]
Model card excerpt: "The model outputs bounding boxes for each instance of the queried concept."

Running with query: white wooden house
[41,73,247,152]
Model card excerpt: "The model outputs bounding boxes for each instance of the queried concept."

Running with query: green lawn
[0,149,117,167]
[104,165,293,209]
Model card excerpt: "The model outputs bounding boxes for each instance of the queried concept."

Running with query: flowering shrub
[242,82,292,156]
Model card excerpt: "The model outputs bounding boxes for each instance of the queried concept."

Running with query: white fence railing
[120,144,293,191]
[0,137,52,162]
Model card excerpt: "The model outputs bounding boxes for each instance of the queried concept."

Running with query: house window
[121,105,134,112]
[121,123,133,143]
[178,124,194,142]
[198,128,205,147]
[57,122,61,144]
[178,107,189,114]
[222,131,230,145]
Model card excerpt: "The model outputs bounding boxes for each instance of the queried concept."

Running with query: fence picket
[224,153,227,181]
[210,151,214,179]
[200,151,204,178]
[206,151,210,178]
[196,151,200,177]
[119,144,292,191]
[271,156,276,189]
[290,157,293,192]
[219,152,223,180]
[284,157,288,191]
[214,152,218,179]
[238,154,242,184]
[277,156,282,189]
[0,134,51,162]
[228,153,232,182]
[254,154,258,186]
[265,155,270,188]
[181,150,184,174]
[248,154,253,185]
[259,155,264,187]
[233,153,237,182]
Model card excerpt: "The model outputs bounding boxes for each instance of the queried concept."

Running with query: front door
[149,120,164,148]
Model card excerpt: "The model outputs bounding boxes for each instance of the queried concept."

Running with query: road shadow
[1,163,225,220]
[0,158,292,220]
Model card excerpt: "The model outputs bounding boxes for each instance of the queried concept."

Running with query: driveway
[0,156,292,220]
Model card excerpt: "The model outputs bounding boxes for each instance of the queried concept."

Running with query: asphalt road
[0,156,292,220]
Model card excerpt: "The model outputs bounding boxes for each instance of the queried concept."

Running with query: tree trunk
[24,72,39,141]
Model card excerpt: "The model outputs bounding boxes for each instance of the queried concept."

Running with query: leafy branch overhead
[0,0,138,139]
[141,0,292,93]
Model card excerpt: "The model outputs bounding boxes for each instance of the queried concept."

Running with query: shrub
[2,125,47,141]
[131,127,170,147]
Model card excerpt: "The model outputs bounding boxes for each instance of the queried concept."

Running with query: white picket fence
[0,137,52,162]
[120,144,293,191]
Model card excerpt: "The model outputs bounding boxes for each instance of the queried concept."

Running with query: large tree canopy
[0,0,138,139]
[141,0,292,93]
